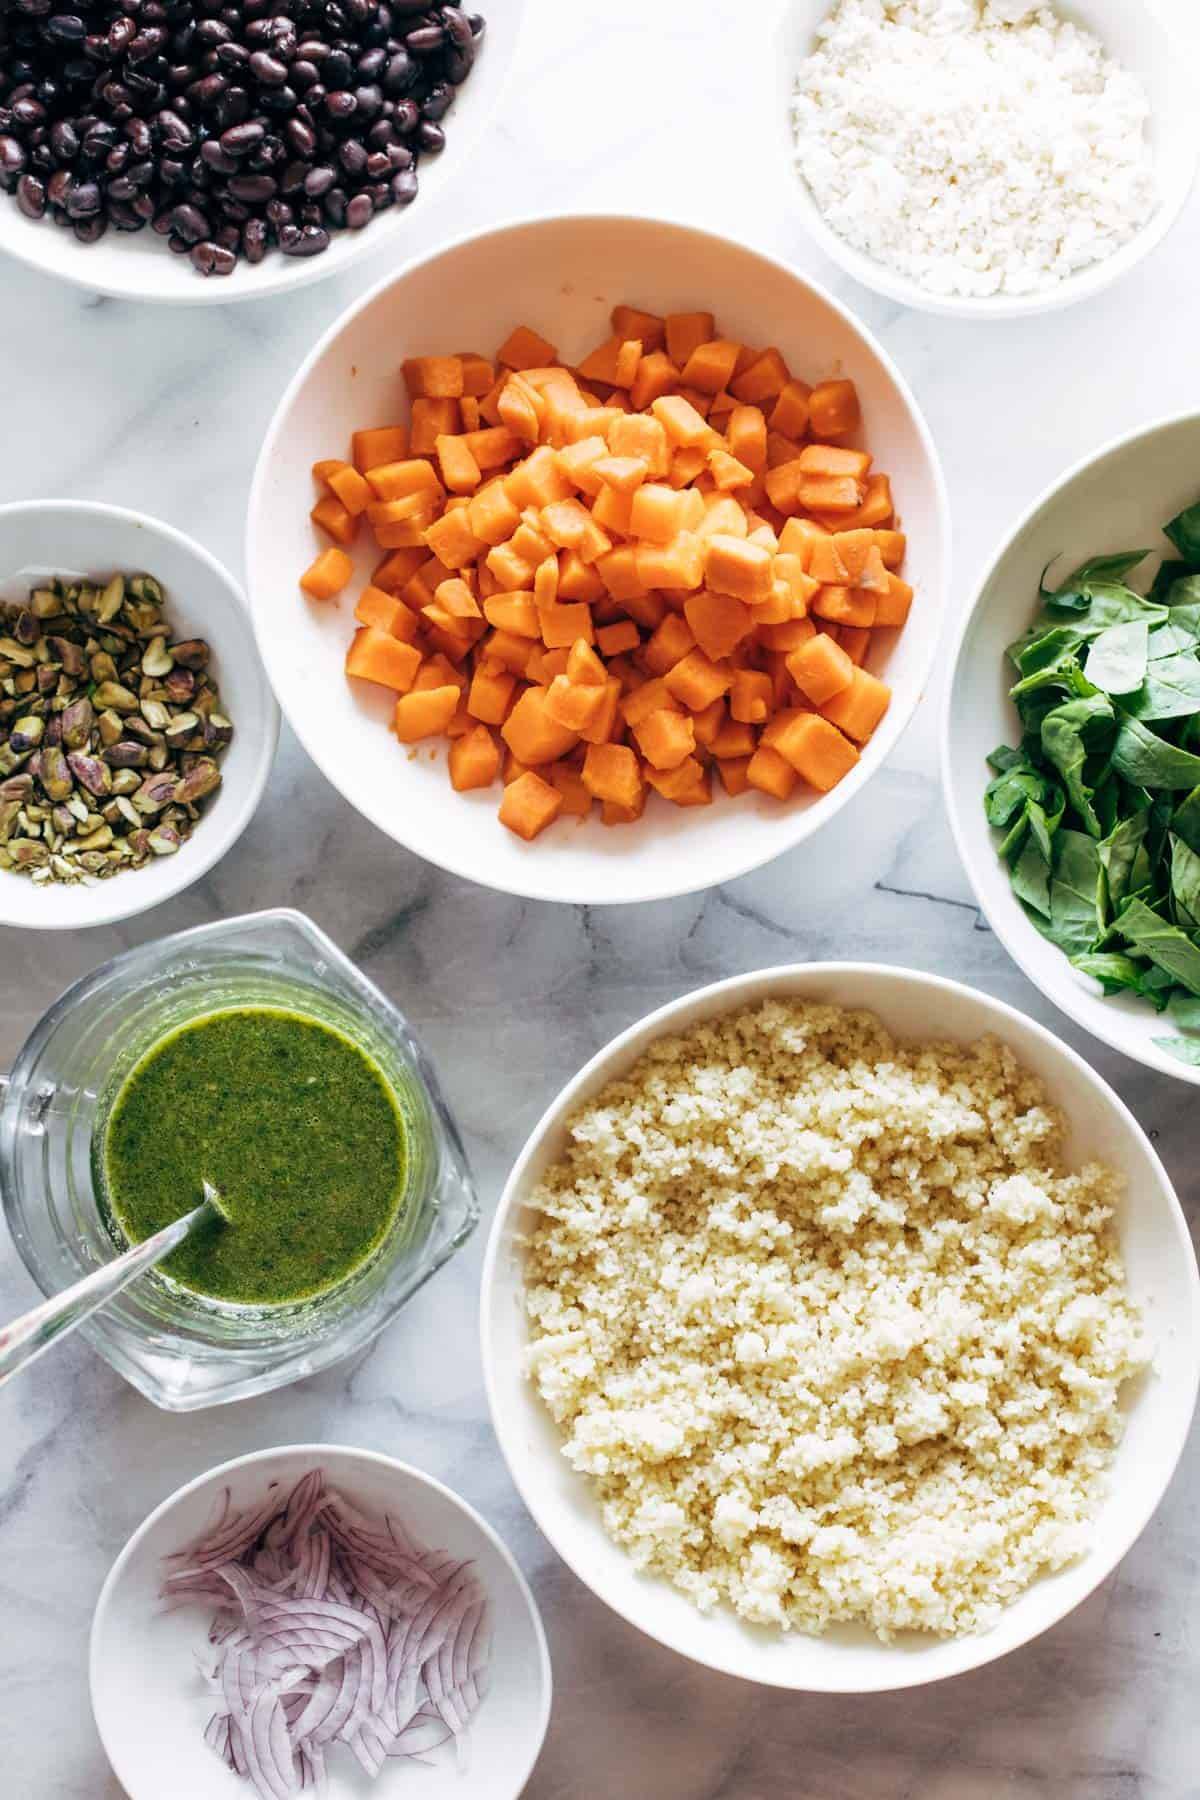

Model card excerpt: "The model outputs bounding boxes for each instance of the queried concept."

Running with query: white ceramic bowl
[481,962,1200,1692]
[0,9,525,307]
[0,501,277,930]
[773,0,1200,320]
[247,212,949,905]
[90,1444,552,1800]
[944,412,1200,1084]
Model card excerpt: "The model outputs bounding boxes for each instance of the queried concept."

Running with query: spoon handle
[0,1198,212,1388]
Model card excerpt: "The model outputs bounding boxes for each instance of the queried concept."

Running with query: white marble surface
[1,2,1199,1794]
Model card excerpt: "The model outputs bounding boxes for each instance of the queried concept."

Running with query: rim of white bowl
[245,206,951,904]
[0,5,529,309]
[775,0,1200,321]
[480,960,1200,1691]
[89,1442,554,1798]
[941,407,1200,1084]
[0,498,278,930]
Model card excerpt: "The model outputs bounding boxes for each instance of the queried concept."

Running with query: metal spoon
[0,1181,228,1388]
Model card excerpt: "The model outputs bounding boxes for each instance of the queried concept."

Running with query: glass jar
[0,908,477,1410]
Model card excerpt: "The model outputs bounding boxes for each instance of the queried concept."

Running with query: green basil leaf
[1112,717,1200,789]
[1011,834,1051,917]
[1098,810,1149,915]
[1114,897,1200,996]
[1153,1037,1200,1067]
[1163,500,1200,566]
[986,744,1025,775]
[1085,619,1148,694]
[1040,549,1152,605]
[1169,991,1200,1031]
[1071,952,1147,996]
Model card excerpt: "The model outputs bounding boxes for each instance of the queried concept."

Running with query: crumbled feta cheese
[790,0,1157,298]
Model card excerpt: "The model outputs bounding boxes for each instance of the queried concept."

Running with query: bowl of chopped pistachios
[0,501,278,930]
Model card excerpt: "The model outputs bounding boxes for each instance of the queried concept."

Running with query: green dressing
[100,1006,408,1306]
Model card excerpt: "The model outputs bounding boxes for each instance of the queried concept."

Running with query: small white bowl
[481,962,1200,1692]
[90,1444,552,1800]
[0,8,526,307]
[773,0,1200,320]
[247,211,949,906]
[0,501,277,930]
[944,412,1200,1083]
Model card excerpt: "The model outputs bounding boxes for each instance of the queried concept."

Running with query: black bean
[286,116,316,156]
[190,237,235,274]
[73,211,106,241]
[15,172,46,216]
[229,171,275,202]
[0,136,27,183]
[64,176,100,216]
[324,89,356,120]
[49,118,78,161]
[421,81,453,121]
[345,190,371,229]
[391,167,417,204]
[170,200,208,241]
[289,60,320,91]
[242,215,267,262]
[416,119,443,153]
[219,120,263,156]
[199,140,237,174]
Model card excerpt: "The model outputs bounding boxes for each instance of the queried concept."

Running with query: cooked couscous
[524,999,1148,1640]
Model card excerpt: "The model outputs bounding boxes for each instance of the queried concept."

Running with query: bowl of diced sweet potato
[246,214,949,904]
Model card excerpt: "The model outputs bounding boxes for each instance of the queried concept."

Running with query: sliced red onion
[166,1468,493,1800]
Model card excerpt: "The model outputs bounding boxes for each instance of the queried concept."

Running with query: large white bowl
[90,1444,552,1800]
[0,500,278,930]
[247,212,949,905]
[0,8,526,307]
[481,962,1200,1692]
[773,0,1200,320]
[944,413,1200,1084]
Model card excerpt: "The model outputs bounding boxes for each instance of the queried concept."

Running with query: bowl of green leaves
[944,412,1200,1082]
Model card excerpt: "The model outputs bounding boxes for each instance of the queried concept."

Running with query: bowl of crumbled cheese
[481,962,1200,1691]
[778,0,1199,318]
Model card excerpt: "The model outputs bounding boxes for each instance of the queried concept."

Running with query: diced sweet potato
[311,495,358,547]
[769,380,812,440]
[665,311,715,368]
[812,586,876,629]
[403,356,464,400]
[567,639,606,686]
[353,426,409,472]
[820,667,891,742]
[436,434,482,495]
[538,599,594,649]
[704,534,773,603]
[633,707,696,770]
[499,769,563,840]
[425,508,486,570]
[345,626,422,692]
[448,724,500,791]
[874,572,913,628]
[549,760,594,816]
[597,619,640,656]
[497,325,557,370]
[467,660,517,724]
[729,668,773,725]
[786,632,854,705]
[411,397,460,456]
[745,744,798,800]
[718,754,753,796]
[612,304,666,353]
[772,712,859,790]
[663,649,733,711]
[684,589,754,661]
[393,683,460,741]
[326,463,373,517]
[679,339,741,395]
[798,443,872,480]
[300,547,353,600]
[630,350,680,411]
[582,742,643,809]
[501,684,580,764]
[808,379,860,439]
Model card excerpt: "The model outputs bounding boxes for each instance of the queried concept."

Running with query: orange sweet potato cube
[326,463,373,517]
[344,627,422,693]
[678,339,741,396]
[812,586,876,629]
[448,723,501,791]
[630,350,680,411]
[730,347,790,406]
[467,481,521,546]
[499,769,563,839]
[436,434,482,495]
[483,591,539,637]
[544,675,608,734]
[300,547,353,600]
[402,355,464,400]
[580,676,622,745]
[392,683,460,742]
[463,426,523,471]
[665,311,715,368]
[576,335,625,386]
[549,760,593,817]
[718,755,753,796]
[538,599,594,649]
[642,612,697,677]
[874,572,913,628]
[353,426,409,473]
[808,379,861,439]
[501,684,580,764]
[707,449,755,492]
[582,742,643,809]
[597,619,640,656]
[410,397,460,455]
[704,534,773,603]
[311,495,359,547]
[607,412,671,476]
[556,435,609,497]
[497,325,557,370]
[652,394,717,450]
[769,380,812,440]
[662,649,733,711]
[498,374,544,444]
[745,744,798,801]
[611,304,666,353]
[684,589,754,661]
[593,454,650,494]
[424,509,486,570]
[630,483,702,544]
[467,661,517,725]
[729,668,773,725]
[485,629,537,676]
[567,639,606,686]
[633,707,696,771]
[773,712,860,790]
[433,576,481,620]
[559,549,608,603]
[820,667,891,742]
[799,443,872,481]
[711,717,757,759]
[786,632,855,705]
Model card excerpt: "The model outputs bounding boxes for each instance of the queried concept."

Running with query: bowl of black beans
[0,1,520,302]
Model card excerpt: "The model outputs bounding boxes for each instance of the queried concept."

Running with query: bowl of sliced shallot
[89,1445,551,1800]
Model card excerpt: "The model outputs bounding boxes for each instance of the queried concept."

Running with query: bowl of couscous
[480,962,1200,1691]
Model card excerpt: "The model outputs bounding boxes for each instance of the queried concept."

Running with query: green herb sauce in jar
[100,1006,408,1306]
